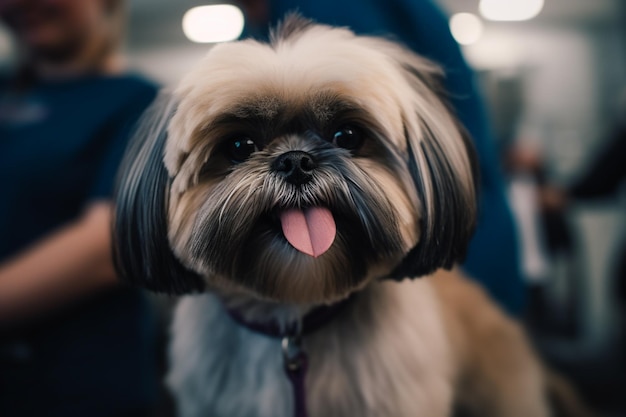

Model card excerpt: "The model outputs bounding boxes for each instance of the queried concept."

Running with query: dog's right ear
[113,92,205,294]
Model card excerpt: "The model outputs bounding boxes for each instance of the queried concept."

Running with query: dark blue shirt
[0,73,159,417]
[0,74,156,259]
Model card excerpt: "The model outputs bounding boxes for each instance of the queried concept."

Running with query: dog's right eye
[332,126,364,152]
[225,137,259,163]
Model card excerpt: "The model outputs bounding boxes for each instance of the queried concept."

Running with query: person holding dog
[0,0,159,416]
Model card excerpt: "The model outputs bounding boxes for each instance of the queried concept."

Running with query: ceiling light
[182,4,244,43]
[449,13,484,46]
[479,0,544,22]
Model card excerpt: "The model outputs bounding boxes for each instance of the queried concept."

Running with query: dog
[113,15,593,417]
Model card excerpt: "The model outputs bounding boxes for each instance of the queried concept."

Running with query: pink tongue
[280,207,336,257]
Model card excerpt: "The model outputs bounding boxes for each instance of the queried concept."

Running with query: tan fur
[435,270,598,417]
[431,270,551,416]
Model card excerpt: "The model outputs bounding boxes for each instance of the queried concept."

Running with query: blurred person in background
[0,0,159,416]
[531,88,626,413]
[568,95,626,410]
[566,88,626,319]
[239,0,526,316]
[503,141,585,337]
[518,87,626,326]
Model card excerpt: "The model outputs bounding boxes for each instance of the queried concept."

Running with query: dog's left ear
[113,92,206,294]
[383,45,479,279]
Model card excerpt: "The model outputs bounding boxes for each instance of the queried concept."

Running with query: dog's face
[114,17,478,304]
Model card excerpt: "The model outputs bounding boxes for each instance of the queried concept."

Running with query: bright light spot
[462,36,522,69]
[182,4,244,43]
[449,13,484,45]
[479,0,544,22]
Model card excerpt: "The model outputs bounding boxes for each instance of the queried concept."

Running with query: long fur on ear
[385,46,479,280]
[113,92,205,294]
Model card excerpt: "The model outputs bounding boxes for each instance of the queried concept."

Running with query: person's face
[0,0,107,61]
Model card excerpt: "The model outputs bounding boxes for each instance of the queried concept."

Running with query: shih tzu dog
[114,16,593,417]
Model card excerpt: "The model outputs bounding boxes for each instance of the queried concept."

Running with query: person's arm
[0,202,117,323]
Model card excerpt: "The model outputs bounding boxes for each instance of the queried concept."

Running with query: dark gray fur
[113,92,205,294]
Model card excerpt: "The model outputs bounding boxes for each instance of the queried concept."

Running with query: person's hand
[0,202,118,323]
[538,186,568,212]
[506,147,544,173]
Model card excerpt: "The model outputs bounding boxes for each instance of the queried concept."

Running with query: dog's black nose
[272,151,317,185]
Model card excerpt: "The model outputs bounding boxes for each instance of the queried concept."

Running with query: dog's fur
[114,16,593,417]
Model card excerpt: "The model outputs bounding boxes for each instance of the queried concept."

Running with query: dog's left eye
[225,138,259,163]
[332,126,364,151]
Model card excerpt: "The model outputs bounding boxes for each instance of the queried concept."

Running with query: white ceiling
[126,0,625,50]
[129,0,624,24]
[437,0,623,25]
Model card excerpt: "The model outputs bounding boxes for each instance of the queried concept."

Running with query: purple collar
[224,296,353,339]
[223,295,354,417]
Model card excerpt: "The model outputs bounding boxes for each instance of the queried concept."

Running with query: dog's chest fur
[167,279,455,417]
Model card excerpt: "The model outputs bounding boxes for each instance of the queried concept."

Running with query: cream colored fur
[168,270,555,417]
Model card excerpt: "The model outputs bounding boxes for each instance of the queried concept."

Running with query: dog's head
[114,16,478,304]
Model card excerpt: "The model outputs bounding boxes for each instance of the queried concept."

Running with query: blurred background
[438,2,626,416]
[1,0,624,415]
